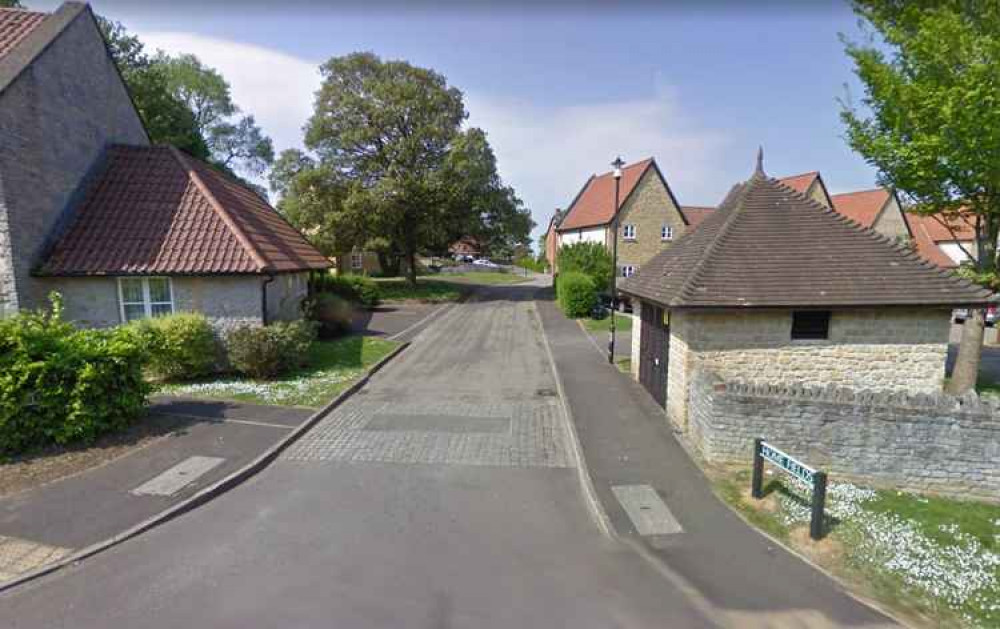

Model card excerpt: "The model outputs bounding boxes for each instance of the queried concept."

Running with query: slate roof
[620,165,993,308]
[38,145,330,276]
[557,158,654,230]
[0,7,47,59]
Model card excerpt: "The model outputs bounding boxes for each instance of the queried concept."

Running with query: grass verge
[374,277,466,303]
[436,271,532,285]
[708,466,1000,628]
[581,313,633,333]
[158,336,399,408]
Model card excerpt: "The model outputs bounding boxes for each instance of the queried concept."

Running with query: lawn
[158,336,399,408]
[581,312,633,334]
[374,277,466,303]
[437,271,532,285]
[710,468,1000,628]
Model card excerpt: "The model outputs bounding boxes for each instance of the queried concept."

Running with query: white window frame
[351,252,364,271]
[622,224,636,240]
[621,265,636,278]
[117,277,174,322]
[661,224,673,241]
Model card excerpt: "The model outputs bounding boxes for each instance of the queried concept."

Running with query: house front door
[639,303,669,408]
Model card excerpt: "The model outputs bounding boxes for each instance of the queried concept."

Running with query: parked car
[953,304,997,326]
[472,258,500,269]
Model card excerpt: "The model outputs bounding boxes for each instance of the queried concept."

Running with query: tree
[556,242,613,293]
[159,54,274,178]
[97,18,208,160]
[840,0,1000,393]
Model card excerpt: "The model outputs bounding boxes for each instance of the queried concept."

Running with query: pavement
[537,291,897,628]
[0,278,897,627]
[0,397,312,583]
[351,300,448,342]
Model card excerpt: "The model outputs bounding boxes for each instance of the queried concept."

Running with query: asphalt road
[0,278,716,628]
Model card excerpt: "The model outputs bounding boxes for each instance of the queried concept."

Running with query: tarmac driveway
[0,278,714,628]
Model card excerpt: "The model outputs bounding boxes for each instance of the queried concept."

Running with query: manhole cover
[535,388,557,398]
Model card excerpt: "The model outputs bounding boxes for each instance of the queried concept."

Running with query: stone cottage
[619,153,994,428]
[0,3,329,327]
[554,158,712,279]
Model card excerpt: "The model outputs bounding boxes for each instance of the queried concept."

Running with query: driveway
[0,278,714,627]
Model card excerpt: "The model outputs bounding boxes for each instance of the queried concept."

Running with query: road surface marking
[0,536,72,582]
[131,456,225,496]
[611,484,683,536]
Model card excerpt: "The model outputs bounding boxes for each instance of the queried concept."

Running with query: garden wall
[688,370,1000,501]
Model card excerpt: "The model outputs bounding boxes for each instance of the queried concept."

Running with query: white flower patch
[161,367,365,406]
[776,482,999,625]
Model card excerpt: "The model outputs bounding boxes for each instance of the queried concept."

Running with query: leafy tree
[840,0,1000,393]
[0,1,23,7]
[556,242,613,293]
[97,17,208,160]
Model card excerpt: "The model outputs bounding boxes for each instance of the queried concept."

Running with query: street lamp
[608,156,625,364]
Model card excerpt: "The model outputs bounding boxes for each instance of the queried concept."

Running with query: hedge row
[310,272,380,308]
[557,271,597,318]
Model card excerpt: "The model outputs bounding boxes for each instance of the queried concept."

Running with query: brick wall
[0,10,148,314]
[689,371,1000,501]
[615,168,686,274]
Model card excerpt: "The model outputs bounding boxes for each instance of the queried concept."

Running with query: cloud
[136,33,728,243]
[466,87,729,240]
[140,32,321,155]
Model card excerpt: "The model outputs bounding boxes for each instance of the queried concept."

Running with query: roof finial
[755,145,765,176]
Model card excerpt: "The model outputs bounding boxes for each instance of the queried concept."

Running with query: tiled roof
[778,171,819,194]
[830,188,890,228]
[680,205,715,228]
[620,168,992,308]
[38,145,330,276]
[557,158,654,230]
[905,214,961,268]
[0,7,47,59]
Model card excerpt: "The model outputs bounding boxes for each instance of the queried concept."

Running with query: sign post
[751,439,828,540]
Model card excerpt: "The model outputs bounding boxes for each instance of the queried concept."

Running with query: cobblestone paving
[283,399,571,468]
[0,536,71,582]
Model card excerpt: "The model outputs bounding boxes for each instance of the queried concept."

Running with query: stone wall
[0,9,148,314]
[615,167,686,273]
[266,272,309,322]
[872,195,910,241]
[688,371,1000,501]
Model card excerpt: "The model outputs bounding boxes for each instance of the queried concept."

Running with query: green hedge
[556,242,612,292]
[514,256,546,273]
[557,271,597,318]
[310,272,380,308]
[225,320,318,379]
[305,293,355,338]
[130,313,218,381]
[0,296,149,454]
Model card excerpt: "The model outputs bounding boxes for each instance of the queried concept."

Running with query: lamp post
[608,156,625,364]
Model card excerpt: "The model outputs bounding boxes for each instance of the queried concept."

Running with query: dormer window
[622,224,636,240]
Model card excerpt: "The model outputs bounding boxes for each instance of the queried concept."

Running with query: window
[661,224,673,241]
[622,224,636,240]
[791,311,831,340]
[351,252,364,271]
[621,265,636,278]
[118,277,174,322]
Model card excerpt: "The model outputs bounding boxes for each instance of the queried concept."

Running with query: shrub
[305,293,355,339]
[557,271,597,318]
[310,272,380,308]
[514,256,546,273]
[0,295,149,454]
[225,320,318,379]
[556,242,612,292]
[130,313,217,381]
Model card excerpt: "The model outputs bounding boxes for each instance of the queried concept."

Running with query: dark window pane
[791,311,830,340]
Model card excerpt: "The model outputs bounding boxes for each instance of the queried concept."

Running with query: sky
[35,0,880,245]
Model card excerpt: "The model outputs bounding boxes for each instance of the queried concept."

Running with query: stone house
[554,158,711,279]
[619,155,993,430]
[0,3,328,327]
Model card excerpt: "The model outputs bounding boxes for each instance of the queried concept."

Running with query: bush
[556,242,612,292]
[514,256,546,273]
[305,293,355,339]
[310,272,380,308]
[0,295,149,454]
[130,313,217,381]
[557,271,597,318]
[225,320,318,379]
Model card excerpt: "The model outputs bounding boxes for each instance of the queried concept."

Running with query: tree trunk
[377,252,400,277]
[406,248,417,286]
[948,308,985,394]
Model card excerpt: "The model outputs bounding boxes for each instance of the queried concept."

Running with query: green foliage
[514,256,545,273]
[0,295,149,454]
[841,0,1000,275]
[310,273,380,308]
[225,321,318,379]
[374,278,464,303]
[129,313,218,381]
[556,242,613,292]
[557,271,597,318]
[304,293,355,339]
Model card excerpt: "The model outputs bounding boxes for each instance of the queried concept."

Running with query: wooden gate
[639,304,669,408]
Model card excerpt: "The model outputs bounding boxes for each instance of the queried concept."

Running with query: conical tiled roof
[620,167,993,308]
